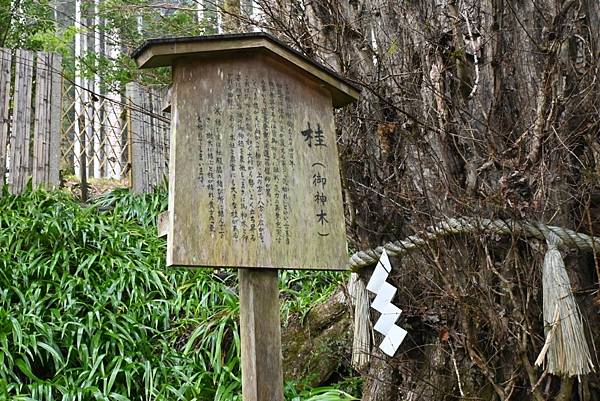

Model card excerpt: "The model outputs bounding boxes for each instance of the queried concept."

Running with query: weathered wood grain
[127,83,145,193]
[33,52,50,186]
[140,88,151,191]
[1,49,61,192]
[0,49,11,186]
[127,83,170,193]
[47,53,62,187]
[159,86,170,185]
[154,92,164,187]
[146,90,155,189]
[154,87,168,187]
[157,211,169,238]
[239,269,284,401]
[149,89,159,189]
[32,52,62,188]
[9,50,34,194]
[167,54,349,270]
[162,85,172,113]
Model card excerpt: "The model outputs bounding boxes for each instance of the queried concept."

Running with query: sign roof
[131,32,360,108]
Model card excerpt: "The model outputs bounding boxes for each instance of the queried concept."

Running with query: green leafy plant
[0,187,359,400]
[286,384,358,401]
[0,187,238,400]
[279,269,347,323]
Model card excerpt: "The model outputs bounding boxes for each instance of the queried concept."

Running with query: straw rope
[348,272,371,370]
[535,232,595,376]
[348,217,600,270]
[348,217,599,376]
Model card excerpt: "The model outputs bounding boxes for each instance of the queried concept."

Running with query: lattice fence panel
[60,84,129,181]
[60,80,169,191]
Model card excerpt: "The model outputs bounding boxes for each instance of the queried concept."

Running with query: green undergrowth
[0,187,356,401]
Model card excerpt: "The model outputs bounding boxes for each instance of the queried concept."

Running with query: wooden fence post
[32,52,62,188]
[32,52,49,187]
[0,48,62,193]
[0,49,11,187]
[9,49,34,194]
[48,53,62,187]
[127,82,170,193]
[127,82,145,193]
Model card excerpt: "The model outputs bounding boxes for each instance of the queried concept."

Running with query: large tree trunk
[254,0,600,399]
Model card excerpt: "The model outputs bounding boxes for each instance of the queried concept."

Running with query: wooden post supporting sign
[133,33,359,400]
[239,269,284,400]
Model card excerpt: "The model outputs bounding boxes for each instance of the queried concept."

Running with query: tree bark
[256,0,600,399]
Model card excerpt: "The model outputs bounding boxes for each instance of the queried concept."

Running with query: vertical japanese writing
[284,84,295,243]
[228,72,240,240]
[253,81,266,243]
[197,105,228,237]
[215,115,225,239]
[302,119,330,237]
[261,77,271,202]
[312,163,330,236]
[246,79,258,242]
[197,70,298,245]
[276,82,292,244]
[238,75,249,241]
[268,78,282,243]
[196,116,205,185]
[205,110,215,233]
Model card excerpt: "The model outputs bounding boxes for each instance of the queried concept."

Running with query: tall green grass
[0,187,356,401]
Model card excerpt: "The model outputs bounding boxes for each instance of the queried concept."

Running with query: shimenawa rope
[349,218,597,377]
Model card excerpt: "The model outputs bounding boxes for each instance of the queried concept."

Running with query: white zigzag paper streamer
[366,250,407,357]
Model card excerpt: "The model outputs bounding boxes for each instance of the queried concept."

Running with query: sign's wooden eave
[131,32,360,108]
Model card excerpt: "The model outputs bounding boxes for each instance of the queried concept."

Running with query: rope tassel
[349,272,370,370]
[534,232,594,377]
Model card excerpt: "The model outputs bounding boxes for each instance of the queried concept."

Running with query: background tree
[248,0,600,400]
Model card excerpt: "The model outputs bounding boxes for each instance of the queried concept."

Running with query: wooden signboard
[133,33,359,401]
[133,33,359,271]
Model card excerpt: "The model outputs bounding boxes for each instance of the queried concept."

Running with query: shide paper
[366,249,407,357]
